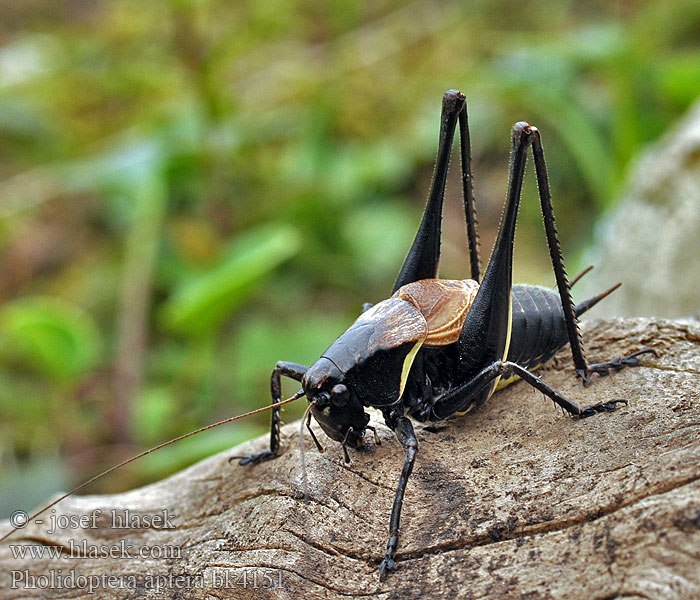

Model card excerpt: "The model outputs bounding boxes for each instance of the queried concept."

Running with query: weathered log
[1,318,699,600]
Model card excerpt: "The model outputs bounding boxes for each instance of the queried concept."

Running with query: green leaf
[0,296,101,380]
[132,386,176,444]
[341,201,416,283]
[160,223,301,336]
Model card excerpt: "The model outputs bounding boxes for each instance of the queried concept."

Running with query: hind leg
[529,129,656,384]
[393,89,481,291]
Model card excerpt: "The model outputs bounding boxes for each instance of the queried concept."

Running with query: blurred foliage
[1,0,699,516]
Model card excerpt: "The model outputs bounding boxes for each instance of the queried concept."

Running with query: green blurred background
[1,0,699,518]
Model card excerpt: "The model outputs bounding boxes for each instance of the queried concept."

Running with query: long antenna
[0,390,305,544]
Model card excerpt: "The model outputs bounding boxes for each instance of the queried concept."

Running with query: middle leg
[430,359,627,422]
[384,357,624,576]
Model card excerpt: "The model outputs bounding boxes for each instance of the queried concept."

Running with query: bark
[1,317,699,600]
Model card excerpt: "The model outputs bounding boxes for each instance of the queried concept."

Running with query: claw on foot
[229,450,277,466]
[579,399,627,419]
[379,557,395,580]
[576,368,592,386]
[583,347,657,381]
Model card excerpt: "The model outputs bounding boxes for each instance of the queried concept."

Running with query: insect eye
[331,384,349,407]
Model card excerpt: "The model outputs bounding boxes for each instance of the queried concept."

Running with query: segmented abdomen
[506,284,569,370]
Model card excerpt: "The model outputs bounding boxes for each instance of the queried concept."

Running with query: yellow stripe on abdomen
[488,289,514,398]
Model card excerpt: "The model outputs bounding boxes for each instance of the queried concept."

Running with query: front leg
[379,414,418,579]
[232,361,307,465]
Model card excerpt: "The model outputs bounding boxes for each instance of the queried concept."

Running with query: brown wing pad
[321,298,428,406]
[352,298,427,352]
[321,298,427,376]
[393,279,480,346]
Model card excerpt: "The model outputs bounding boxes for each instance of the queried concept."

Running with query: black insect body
[237,90,654,577]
